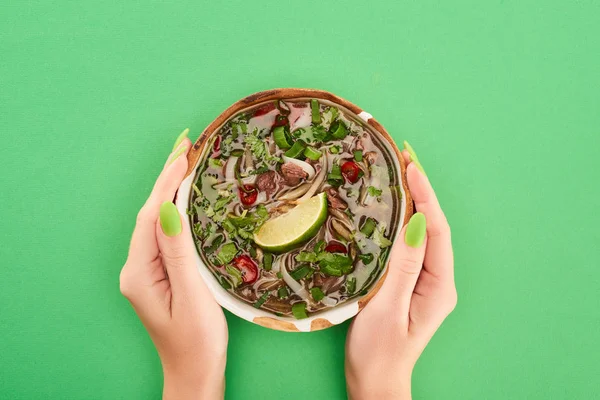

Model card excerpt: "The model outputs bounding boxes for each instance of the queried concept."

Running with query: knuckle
[396,257,423,275]
[162,252,189,268]
[119,266,134,298]
[136,206,153,225]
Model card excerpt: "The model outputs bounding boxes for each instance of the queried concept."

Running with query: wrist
[163,368,225,400]
[346,367,412,400]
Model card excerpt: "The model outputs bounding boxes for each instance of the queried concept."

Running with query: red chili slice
[272,114,289,128]
[341,161,361,184]
[232,255,258,284]
[212,135,222,158]
[324,241,348,254]
[253,102,277,117]
[238,184,258,206]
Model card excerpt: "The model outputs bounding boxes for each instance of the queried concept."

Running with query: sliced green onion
[290,264,313,280]
[303,146,322,161]
[253,292,270,309]
[329,121,348,140]
[292,302,308,319]
[346,277,356,294]
[311,99,321,124]
[230,149,244,157]
[263,253,273,271]
[329,145,341,154]
[314,240,326,253]
[219,275,232,290]
[360,217,377,237]
[353,150,363,161]
[284,139,307,158]
[310,287,325,302]
[278,286,289,299]
[273,126,293,149]
[327,163,344,187]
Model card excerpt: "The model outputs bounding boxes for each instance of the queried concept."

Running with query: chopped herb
[203,234,224,255]
[372,223,392,248]
[230,149,244,157]
[214,195,233,211]
[208,158,223,169]
[278,286,289,299]
[253,292,270,308]
[187,206,197,216]
[248,246,257,258]
[360,217,377,237]
[318,253,353,276]
[263,253,273,271]
[290,264,313,280]
[250,164,269,175]
[276,272,283,279]
[310,287,325,302]
[346,277,357,294]
[358,253,374,265]
[225,264,243,288]
[292,302,308,319]
[353,150,363,161]
[367,186,382,197]
[216,243,238,265]
[312,125,329,142]
[296,251,317,263]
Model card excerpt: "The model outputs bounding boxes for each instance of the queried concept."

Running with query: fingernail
[168,145,187,165]
[405,212,426,248]
[160,202,182,237]
[411,158,426,176]
[172,128,189,151]
[403,140,418,161]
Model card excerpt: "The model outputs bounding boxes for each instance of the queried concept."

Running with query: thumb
[157,201,207,303]
[375,212,428,317]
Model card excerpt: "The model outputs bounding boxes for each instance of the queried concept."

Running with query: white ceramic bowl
[175,89,413,332]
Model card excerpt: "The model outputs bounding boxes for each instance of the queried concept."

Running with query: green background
[1,0,598,398]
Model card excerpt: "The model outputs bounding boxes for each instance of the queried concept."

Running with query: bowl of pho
[176,88,414,332]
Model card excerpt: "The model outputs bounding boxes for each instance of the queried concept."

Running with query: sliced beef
[326,188,348,210]
[256,170,279,196]
[280,162,308,186]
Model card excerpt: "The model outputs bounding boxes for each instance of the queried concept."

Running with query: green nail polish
[405,212,426,248]
[169,145,187,165]
[412,158,426,176]
[160,202,182,237]
[172,128,189,151]
[403,140,418,161]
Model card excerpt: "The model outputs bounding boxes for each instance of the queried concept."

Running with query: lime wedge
[254,193,328,253]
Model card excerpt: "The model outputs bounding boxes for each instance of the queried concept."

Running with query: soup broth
[188,99,402,319]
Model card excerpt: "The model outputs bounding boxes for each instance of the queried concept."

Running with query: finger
[406,162,454,281]
[156,201,213,308]
[401,149,411,165]
[372,213,427,317]
[128,138,191,263]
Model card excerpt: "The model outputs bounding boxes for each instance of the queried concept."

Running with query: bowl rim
[176,88,413,332]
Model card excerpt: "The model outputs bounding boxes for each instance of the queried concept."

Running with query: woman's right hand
[345,143,457,399]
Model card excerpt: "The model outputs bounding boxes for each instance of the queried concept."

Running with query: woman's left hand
[120,131,228,400]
